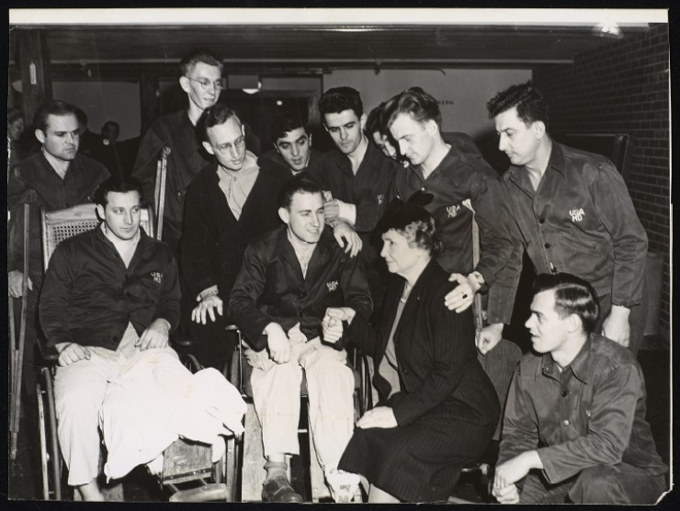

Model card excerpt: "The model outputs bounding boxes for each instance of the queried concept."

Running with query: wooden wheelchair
[34,203,239,502]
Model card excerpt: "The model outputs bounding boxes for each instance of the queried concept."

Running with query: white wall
[323,68,532,137]
[52,81,141,140]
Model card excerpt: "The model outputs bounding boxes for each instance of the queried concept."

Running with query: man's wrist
[468,271,485,293]
[198,285,219,302]
[609,304,631,318]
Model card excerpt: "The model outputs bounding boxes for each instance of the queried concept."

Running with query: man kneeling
[228,175,372,502]
[492,273,667,504]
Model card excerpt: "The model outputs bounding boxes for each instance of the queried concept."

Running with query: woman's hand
[357,406,398,429]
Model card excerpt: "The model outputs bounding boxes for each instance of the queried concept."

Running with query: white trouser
[247,335,355,477]
[54,324,167,486]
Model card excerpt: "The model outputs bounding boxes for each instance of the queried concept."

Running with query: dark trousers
[520,463,666,504]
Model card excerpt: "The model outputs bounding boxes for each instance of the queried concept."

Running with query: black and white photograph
[6,6,671,504]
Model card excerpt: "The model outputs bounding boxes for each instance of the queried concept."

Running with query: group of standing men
[7,46,665,504]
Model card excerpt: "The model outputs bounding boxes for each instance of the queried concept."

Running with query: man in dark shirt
[309,87,400,311]
[228,175,372,503]
[486,81,648,355]
[132,49,224,247]
[382,87,517,345]
[492,273,667,504]
[7,100,109,401]
[39,176,180,501]
[260,113,323,176]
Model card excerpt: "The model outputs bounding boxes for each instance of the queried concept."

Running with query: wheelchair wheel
[36,367,64,500]
[182,353,203,374]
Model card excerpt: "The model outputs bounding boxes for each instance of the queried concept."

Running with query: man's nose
[292,144,300,156]
[123,212,133,225]
[340,128,348,140]
[498,134,508,152]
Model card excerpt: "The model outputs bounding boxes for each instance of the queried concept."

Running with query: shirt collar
[218,150,259,180]
[545,140,568,179]
[536,334,592,384]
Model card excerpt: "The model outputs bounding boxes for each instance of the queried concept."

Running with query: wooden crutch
[153,146,171,241]
[10,197,34,459]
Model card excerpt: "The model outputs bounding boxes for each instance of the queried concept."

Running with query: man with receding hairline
[492,273,666,504]
[486,81,648,356]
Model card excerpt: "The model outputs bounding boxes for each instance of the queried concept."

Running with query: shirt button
[539,218,545,224]
[561,390,569,397]
[176,191,182,199]
[544,243,551,249]
[562,420,570,426]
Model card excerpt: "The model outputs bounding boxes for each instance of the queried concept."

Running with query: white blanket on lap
[99,348,246,481]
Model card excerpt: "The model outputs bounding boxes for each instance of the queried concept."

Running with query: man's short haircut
[197,103,241,143]
[532,273,600,335]
[33,100,79,133]
[366,103,386,136]
[319,86,363,119]
[486,80,549,128]
[271,113,309,141]
[101,120,120,132]
[73,106,88,127]
[94,176,144,207]
[382,86,442,131]
[180,49,223,76]
[277,174,323,210]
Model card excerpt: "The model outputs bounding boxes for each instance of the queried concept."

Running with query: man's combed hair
[271,113,309,141]
[277,174,323,210]
[486,80,549,128]
[319,86,363,119]
[197,104,240,143]
[533,273,600,334]
[33,100,78,133]
[381,86,442,130]
[180,49,223,76]
[94,176,144,207]
[366,103,386,136]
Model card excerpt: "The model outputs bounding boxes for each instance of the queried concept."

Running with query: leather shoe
[262,474,304,503]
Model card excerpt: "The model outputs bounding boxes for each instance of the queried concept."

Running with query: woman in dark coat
[323,196,500,503]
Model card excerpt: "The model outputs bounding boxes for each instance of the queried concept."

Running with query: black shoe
[262,474,303,503]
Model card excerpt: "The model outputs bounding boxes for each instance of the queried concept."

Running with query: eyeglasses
[212,136,246,154]
[185,77,226,91]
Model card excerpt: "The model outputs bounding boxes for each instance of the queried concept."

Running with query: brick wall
[533,24,670,340]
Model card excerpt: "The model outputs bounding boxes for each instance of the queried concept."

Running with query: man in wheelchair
[228,175,372,503]
[38,176,245,501]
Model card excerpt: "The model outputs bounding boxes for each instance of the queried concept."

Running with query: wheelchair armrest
[37,339,59,364]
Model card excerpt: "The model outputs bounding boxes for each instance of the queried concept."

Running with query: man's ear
[179,76,190,94]
[566,313,582,334]
[202,140,215,156]
[359,113,367,132]
[533,121,546,140]
[278,207,289,224]
[35,129,46,145]
[425,119,439,135]
[96,204,106,221]
[308,133,313,147]
[273,142,281,156]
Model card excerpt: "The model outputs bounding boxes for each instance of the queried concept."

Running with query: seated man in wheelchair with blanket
[38,175,246,501]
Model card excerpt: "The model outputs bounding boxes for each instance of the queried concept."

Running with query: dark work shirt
[499,334,667,485]
[308,140,398,234]
[39,226,181,350]
[228,225,373,352]
[392,146,517,324]
[501,142,648,307]
[132,110,212,241]
[7,151,109,281]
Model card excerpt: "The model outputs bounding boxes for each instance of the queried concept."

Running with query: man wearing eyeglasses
[132,49,224,343]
